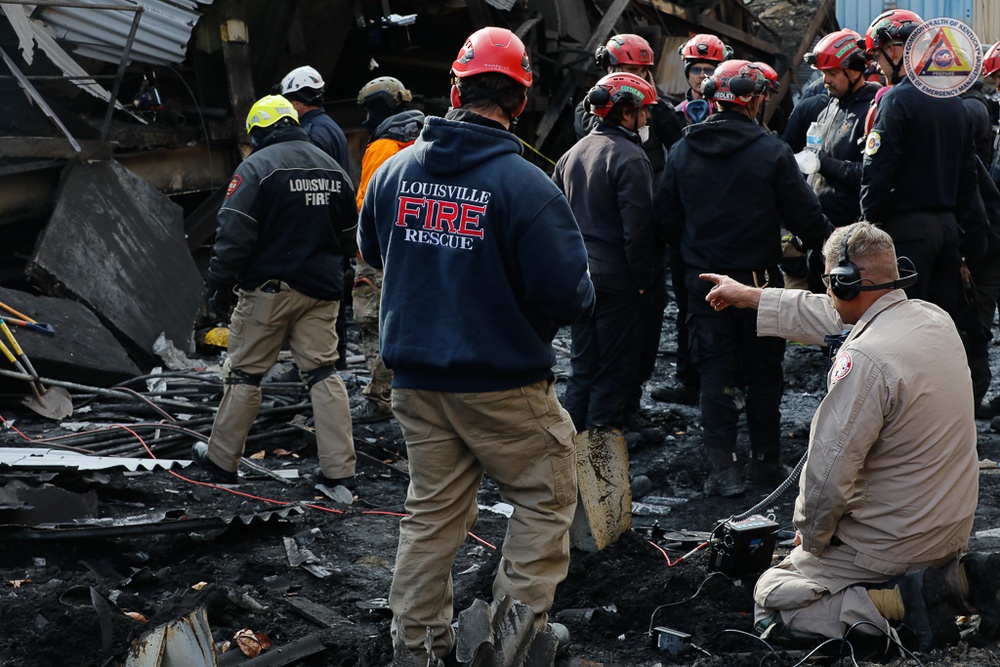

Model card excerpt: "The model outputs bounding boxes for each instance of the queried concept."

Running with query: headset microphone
[827,231,918,300]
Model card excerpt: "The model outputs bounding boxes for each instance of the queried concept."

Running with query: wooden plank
[640,0,782,55]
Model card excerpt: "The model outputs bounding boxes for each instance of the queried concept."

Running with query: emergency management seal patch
[904,17,982,98]
[226,174,242,199]
[864,132,881,156]
[831,351,853,384]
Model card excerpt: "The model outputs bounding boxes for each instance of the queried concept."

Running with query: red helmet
[701,60,767,106]
[585,72,657,119]
[805,29,867,72]
[984,42,1000,78]
[754,62,780,93]
[451,27,532,87]
[863,9,923,54]
[679,34,731,64]
[596,33,654,69]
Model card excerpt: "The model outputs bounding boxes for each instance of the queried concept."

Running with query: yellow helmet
[245,95,298,133]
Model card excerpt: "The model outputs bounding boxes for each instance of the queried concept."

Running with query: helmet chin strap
[880,44,905,84]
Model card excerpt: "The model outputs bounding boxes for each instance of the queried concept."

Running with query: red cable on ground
[2,414,497,547]
[648,539,709,567]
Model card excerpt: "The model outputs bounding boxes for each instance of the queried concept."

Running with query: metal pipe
[100,6,142,141]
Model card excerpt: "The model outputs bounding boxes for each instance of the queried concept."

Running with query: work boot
[189,442,238,484]
[703,467,744,497]
[746,459,795,487]
[961,552,1000,639]
[350,400,393,424]
[313,467,356,491]
[546,622,571,657]
[650,382,698,406]
[869,567,959,652]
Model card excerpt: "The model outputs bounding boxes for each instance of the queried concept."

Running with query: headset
[826,230,918,300]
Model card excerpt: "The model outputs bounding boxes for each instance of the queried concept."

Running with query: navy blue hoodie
[358,110,595,391]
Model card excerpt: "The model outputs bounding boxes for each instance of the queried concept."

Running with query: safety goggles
[689,65,715,76]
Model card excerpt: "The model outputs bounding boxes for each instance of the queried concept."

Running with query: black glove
[203,281,235,323]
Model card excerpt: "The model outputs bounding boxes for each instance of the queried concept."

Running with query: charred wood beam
[219,0,255,158]
[465,0,493,29]
[638,0,781,56]
[0,138,115,160]
[533,0,632,148]
[764,0,837,124]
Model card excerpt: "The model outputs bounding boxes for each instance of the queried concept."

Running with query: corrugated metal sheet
[36,0,214,66]
[973,0,999,43]
[837,0,974,36]
[656,36,694,99]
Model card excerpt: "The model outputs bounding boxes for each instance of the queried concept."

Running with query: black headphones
[584,84,637,111]
[827,230,918,300]
[701,71,766,101]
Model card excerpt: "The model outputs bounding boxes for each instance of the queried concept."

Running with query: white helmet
[280,65,325,95]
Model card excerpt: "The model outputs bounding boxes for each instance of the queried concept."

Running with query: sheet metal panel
[36,0,214,66]
[837,0,974,35]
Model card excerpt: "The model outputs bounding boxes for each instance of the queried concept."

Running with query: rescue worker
[192,95,357,489]
[554,72,657,432]
[279,65,349,169]
[651,33,732,408]
[571,33,684,425]
[279,65,352,369]
[358,27,594,666]
[675,33,730,125]
[701,222,991,652]
[797,29,880,292]
[350,76,425,424]
[859,8,982,319]
[752,61,781,131]
[658,60,832,497]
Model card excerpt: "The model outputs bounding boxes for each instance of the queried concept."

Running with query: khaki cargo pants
[388,379,577,662]
[352,260,393,409]
[206,283,356,479]
[754,542,956,639]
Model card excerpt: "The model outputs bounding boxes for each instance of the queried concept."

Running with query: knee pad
[302,363,337,390]
[223,363,263,387]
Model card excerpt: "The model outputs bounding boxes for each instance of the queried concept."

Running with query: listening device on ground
[707,514,779,578]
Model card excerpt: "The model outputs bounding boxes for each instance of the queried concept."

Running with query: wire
[519,137,556,165]
[843,620,923,665]
[647,539,709,567]
[719,628,777,655]
[646,571,730,634]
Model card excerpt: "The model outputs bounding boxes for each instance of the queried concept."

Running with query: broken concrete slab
[26,159,202,359]
[0,286,139,387]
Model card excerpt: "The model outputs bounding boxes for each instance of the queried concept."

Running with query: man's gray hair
[823,222,899,282]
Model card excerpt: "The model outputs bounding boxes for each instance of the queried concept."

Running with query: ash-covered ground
[2,291,1000,667]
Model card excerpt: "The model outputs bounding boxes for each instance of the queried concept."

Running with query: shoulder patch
[226,174,243,199]
[830,351,853,384]
[864,132,881,156]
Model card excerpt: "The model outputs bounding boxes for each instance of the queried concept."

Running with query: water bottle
[805,121,822,152]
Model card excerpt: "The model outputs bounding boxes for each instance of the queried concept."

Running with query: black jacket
[782,92,830,152]
[208,125,357,300]
[861,79,979,225]
[810,82,880,227]
[554,122,656,290]
[659,111,831,272]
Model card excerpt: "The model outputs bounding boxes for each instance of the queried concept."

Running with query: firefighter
[192,95,357,490]
[554,72,657,432]
[859,8,983,319]
[675,33,731,125]
[358,27,593,665]
[350,76,425,424]
[797,29,880,292]
[658,60,832,496]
